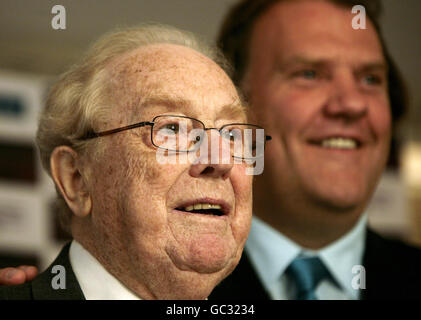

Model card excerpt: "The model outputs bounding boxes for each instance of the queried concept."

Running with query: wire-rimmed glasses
[82,115,271,160]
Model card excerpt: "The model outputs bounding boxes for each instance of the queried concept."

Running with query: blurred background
[0,0,420,269]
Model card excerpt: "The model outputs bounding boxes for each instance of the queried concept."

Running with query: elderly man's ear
[50,146,92,217]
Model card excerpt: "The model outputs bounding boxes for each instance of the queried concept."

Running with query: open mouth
[308,137,361,150]
[175,202,227,217]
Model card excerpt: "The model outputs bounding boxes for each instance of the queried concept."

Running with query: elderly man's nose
[189,162,234,179]
[324,75,368,120]
[189,129,234,179]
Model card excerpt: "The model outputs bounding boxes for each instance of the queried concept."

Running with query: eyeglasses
[82,115,271,159]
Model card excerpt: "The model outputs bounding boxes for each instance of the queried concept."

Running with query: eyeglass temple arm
[82,121,154,140]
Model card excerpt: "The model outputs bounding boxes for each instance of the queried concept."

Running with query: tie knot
[286,256,330,300]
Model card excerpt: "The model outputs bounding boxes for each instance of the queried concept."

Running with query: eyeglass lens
[152,116,265,159]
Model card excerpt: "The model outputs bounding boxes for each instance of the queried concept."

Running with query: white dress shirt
[245,214,367,300]
[69,241,141,300]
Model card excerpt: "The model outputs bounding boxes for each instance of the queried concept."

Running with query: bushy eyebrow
[357,63,388,74]
[278,56,328,69]
[218,103,248,120]
[139,94,191,111]
[278,55,388,72]
[137,93,247,120]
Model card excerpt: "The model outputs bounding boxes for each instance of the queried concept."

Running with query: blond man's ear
[50,146,92,218]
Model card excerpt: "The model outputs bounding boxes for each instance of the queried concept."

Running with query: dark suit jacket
[3,229,421,300]
[209,229,421,300]
[0,243,85,300]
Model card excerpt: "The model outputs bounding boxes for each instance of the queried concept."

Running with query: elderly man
[0,24,263,299]
[209,0,421,300]
[4,0,421,301]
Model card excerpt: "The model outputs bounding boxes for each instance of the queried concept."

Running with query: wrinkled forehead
[106,44,245,123]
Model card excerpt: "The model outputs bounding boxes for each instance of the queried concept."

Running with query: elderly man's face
[82,44,252,299]
[246,1,391,217]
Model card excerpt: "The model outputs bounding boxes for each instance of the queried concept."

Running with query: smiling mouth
[308,137,361,150]
[175,203,226,217]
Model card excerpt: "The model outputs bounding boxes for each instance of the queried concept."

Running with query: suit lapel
[361,228,421,299]
[31,243,85,300]
[209,251,270,300]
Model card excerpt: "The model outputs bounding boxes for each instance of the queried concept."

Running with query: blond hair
[36,24,233,234]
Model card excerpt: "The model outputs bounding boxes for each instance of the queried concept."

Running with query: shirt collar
[317,214,367,299]
[245,216,301,294]
[245,214,367,299]
[69,240,141,300]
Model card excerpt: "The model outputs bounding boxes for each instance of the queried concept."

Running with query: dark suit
[0,243,85,300]
[2,229,421,300]
[209,229,421,300]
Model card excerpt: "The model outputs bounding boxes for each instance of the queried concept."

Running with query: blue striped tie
[286,256,330,300]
